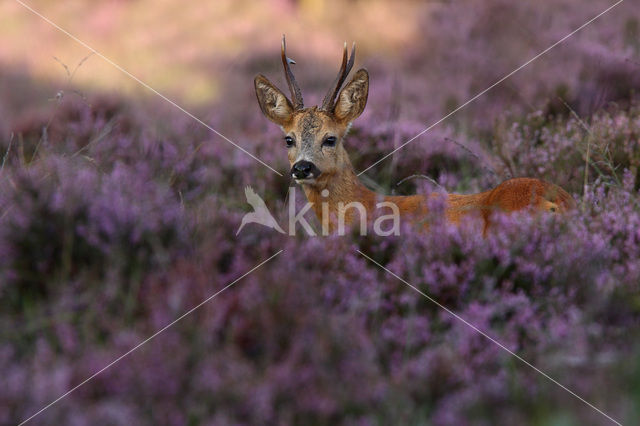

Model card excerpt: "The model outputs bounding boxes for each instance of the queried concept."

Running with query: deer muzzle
[291,160,321,181]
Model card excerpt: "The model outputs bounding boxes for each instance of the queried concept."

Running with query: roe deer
[254,37,575,234]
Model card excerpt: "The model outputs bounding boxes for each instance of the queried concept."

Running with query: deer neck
[300,158,378,227]
[298,147,433,230]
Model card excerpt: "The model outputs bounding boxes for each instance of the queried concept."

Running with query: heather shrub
[0,155,187,312]
[492,104,640,194]
[357,191,640,424]
[2,0,640,424]
[3,94,640,426]
[408,0,640,130]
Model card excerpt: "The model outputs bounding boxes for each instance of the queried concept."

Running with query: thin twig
[444,136,500,180]
[583,132,592,195]
[396,174,446,192]
[52,56,71,77]
[1,133,14,173]
[71,118,117,158]
[34,54,95,161]
[557,97,593,196]
[70,52,95,81]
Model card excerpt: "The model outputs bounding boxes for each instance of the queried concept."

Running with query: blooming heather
[1,1,640,424]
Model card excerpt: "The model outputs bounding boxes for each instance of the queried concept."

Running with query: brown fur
[254,41,576,234]
[298,162,574,233]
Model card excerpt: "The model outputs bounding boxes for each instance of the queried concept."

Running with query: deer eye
[284,136,295,147]
[322,136,337,147]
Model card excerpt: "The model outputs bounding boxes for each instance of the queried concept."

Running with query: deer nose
[291,161,319,180]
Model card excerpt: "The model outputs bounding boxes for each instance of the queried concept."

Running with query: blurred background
[1,0,420,102]
[1,1,640,425]
[2,0,638,132]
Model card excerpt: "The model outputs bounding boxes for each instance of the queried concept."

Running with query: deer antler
[320,42,356,112]
[281,35,304,110]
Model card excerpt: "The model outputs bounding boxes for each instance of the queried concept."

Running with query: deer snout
[291,161,320,180]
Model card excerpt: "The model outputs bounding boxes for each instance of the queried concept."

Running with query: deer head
[254,36,369,188]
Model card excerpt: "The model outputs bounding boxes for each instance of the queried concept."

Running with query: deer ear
[254,74,294,126]
[334,68,369,124]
